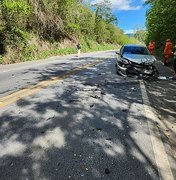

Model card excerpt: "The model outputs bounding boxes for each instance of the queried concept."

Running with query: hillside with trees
[145,0,176,54]
[0,0,139,64]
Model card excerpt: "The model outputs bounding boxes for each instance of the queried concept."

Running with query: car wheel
[116,64,122,75]
[152,66,159,77]
[116,69,121,75]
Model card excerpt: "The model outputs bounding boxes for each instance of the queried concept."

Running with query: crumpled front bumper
[117,63,155,76]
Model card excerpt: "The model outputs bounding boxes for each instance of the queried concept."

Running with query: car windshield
[122,46,150,55]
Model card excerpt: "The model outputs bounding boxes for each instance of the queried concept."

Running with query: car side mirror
[116,52,123,58]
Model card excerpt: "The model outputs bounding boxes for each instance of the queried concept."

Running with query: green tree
[134,29,146,43]
[93,0,117,25]
[93,0,117,43]
[145,0,176,53]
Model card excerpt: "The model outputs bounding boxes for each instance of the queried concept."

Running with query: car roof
[123,44,146,48]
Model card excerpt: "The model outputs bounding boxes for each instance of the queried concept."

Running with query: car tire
[116,69,121,75]
[152,66,159,77]
[116,64,122,75]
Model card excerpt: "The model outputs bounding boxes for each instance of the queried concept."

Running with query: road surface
[0,51,175,180]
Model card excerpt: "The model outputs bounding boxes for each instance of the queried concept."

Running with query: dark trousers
[173,58,176,73]
[164,58,169,66]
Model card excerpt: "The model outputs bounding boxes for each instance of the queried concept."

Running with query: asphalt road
[0,51,175,180]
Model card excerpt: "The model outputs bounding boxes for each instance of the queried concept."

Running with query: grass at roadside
[30,44,117,62]
[1,37,118,64]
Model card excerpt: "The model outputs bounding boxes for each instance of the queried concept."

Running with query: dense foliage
[0,0,138,64]
[145,0,176,54]
[134,29,146,43]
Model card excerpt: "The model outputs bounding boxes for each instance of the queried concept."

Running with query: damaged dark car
[116,44,159,78]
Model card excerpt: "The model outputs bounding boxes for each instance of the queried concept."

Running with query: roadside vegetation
[145,0,176,54]
[0,0,140,64]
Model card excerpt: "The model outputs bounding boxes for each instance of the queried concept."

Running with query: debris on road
[131,87,137,91]
[122,109,127,112]
[81,88,98,92]
[90,94,100,99]
[101,91,106,95]
[105,168,110,174]
[47,115,55,121]
[155,122,159,126]
[68,99,78,103]
[157,76,175,80]
[106,138,112,141]
[10,162,13,166]
[158,115,162,120]
[158,76,167,80]
[96,128,102,131]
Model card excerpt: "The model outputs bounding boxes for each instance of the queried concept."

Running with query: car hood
[123,54,156,65]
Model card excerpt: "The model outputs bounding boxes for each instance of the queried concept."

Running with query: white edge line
[139,80,174,180]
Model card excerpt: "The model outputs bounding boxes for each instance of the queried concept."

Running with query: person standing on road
[164,39,172,66]
[173,45,176,73]
[148,41,155,55]
[76,42,81,57]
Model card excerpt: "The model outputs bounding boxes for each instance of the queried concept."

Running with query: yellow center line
[0,81,49,102]
[0,60,103,109]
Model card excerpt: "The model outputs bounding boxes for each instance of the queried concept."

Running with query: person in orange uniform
[148,41,155,55]
[164,39,172,66]
[173,45,176,74]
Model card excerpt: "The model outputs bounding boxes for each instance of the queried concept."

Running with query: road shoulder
[144,61,176,178]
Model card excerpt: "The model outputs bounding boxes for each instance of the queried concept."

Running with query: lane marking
[0,81,49,102]
[0,60,103,109]
[140,80,174,180]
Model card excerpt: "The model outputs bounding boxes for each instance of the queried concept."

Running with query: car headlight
[122,58,131,65]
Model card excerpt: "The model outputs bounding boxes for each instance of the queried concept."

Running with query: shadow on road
[145,79,176,160]
[0,57,159,179]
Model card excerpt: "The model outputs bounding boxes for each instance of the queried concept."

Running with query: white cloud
[91,0,141,10]
[124,29,135,34]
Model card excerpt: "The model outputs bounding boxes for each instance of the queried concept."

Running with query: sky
[90,0,148,34]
